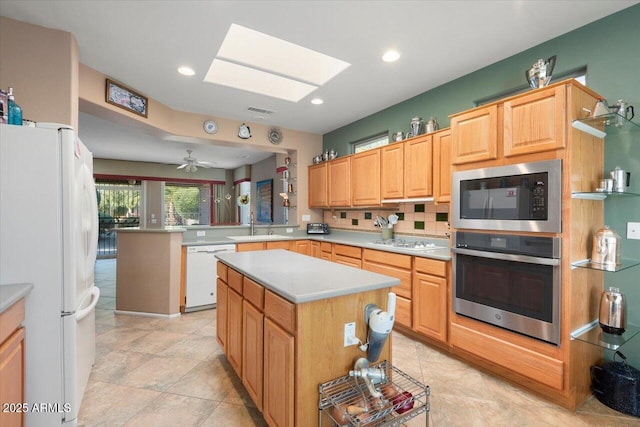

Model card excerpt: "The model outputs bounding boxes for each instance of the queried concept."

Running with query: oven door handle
[452,247,560,266]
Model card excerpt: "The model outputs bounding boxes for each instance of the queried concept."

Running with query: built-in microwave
[452,159,562,233]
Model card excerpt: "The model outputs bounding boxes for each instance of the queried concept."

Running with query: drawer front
[227,268,243,294]
[414,257,447,277]
[0,298,25,344]
[264,290,296,333]
[217,262,228,283]
[450,322,563,390]
[320,242,332,253]
[243,277,264,309]
[333,244,362,259]
[362,249,412,269]
[362,260,411,299]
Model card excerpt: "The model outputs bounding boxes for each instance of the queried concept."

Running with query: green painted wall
[324,4,640,329]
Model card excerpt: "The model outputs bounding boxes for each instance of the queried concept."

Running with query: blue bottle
[7,87,23,126]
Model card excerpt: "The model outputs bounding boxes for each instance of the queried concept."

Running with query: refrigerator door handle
[76,286,100,322]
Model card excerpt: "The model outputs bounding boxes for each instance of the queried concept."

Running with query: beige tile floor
[79,259,640,427]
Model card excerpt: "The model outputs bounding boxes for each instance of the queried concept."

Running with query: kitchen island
[215,249,400,427]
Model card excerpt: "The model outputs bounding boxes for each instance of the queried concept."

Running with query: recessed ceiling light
[178,66,195,76]
[311,98,324,105]
[382,50,400,63]
[204,59,317,102]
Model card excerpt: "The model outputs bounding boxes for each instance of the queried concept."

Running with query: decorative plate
[203,119,218,134]
[268,128,283,144]
[238,123,252,139]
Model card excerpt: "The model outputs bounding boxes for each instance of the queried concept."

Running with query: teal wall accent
[324,4,640,327]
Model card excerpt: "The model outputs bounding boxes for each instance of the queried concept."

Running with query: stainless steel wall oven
[452,231,561,345]
[452,159,562,233]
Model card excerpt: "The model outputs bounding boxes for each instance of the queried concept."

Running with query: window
[352,132,389,153]
[164,183,211,226]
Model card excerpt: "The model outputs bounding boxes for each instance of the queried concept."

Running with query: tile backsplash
[323,202,450,237]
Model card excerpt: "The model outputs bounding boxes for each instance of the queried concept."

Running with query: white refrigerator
[0,123,100,426]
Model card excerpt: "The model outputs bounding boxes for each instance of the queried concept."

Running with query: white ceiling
[1,0,636,169]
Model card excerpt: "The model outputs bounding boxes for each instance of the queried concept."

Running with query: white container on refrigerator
[185,244,235,312]
[0,123,99,427]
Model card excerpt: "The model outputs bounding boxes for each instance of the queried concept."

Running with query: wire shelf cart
[318,360,430,426]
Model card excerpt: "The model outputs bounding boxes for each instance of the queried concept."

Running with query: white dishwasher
[185,244,236,312]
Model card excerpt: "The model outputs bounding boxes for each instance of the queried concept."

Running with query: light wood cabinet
[310,241,321,258]
[332,243,362,268]
[503,85,566,157]
[263,318,295,427]
[404,134,433,197]
[236,242,265,252]
[381,142,404,199]
[308,163,328,208]
[0,298,26,427]
[362,249,413,328]
[433,128,452,203]
[351,148,381,206]
[215,278,228,352]
[242,300,263,411]
[227,288,243,376]
[292,240,310,255]
[451,104,498,165]
[266,241,291,250]
[412,257,448,343]
[327,157,351,207]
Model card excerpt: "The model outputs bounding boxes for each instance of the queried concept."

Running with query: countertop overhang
[216,249,400,304]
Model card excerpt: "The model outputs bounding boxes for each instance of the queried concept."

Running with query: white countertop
[0,283,33,313]
[216,249,400,304]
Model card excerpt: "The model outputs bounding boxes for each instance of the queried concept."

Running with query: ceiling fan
[177,149,211,173]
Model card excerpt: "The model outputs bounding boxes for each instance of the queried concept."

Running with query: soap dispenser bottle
[7,87,23,126]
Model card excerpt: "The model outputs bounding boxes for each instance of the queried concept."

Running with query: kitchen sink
[227,234,292,241]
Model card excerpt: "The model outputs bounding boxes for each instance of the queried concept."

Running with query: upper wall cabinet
[503,85,566,157]
[308,163,328,208]
[433,129,452,203]
[404,134,433,198]
[351,148,381,206]
[381,142,404,199]
[327,157,351,207]
[451,105,498,165]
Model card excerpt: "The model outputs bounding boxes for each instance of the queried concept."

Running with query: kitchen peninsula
[215,249,400,426]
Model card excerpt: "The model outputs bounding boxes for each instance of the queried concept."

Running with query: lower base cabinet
[0,299,26,427]
[242,300,264,411]
[263,318,294,427]
[412,258,448,343]
[227,288,243,376]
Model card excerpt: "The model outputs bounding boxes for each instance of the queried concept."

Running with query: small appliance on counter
[307,222,330,234]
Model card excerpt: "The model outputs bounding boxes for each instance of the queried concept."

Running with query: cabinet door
[0,327,25,427]
[215,279,228,352]
[433,129,452,203]
[413,273,447,343]
[404,134,433,197]
[351,148,381,206]
[293,240,311,255]
[381,142,404,199]
[504,85,565,157]
[310,241,321,258]
[308,163,328,208]
[451,105,498,164]
[236,242,265,252]
[328,157,351,207]
[242,301,263,411]
[263,318,295,427]
[266,241,291,250]
[227,288,243,376]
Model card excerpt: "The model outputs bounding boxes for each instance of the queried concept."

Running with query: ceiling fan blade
[177,164,187,169]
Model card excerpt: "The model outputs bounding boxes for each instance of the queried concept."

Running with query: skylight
[204,24,350,101]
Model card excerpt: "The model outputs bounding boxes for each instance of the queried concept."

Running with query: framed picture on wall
[256,179,273,223]
[105,79,148,118]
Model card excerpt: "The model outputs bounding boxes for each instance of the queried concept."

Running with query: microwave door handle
[452,247,560,266]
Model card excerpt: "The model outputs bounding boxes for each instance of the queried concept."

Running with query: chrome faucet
[250,211,256,235]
